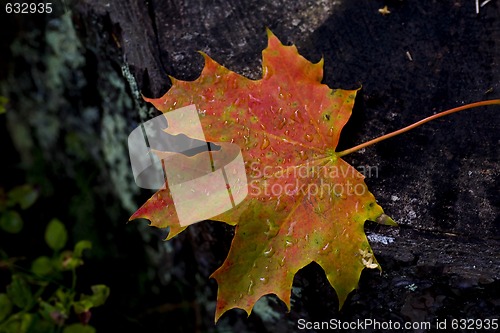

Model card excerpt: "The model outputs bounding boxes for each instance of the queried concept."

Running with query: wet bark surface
[1,0,499,332]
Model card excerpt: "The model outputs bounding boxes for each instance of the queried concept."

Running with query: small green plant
[0,185,109,333]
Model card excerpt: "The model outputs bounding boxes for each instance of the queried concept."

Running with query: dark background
[1,0,499,332]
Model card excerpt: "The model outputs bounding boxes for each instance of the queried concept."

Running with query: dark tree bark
[1,0,499,332]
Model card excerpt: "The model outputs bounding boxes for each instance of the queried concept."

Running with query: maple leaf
[130,30,396,321]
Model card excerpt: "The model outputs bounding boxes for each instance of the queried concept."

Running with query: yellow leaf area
[130,30,395,321]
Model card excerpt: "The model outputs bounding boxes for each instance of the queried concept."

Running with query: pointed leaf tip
[197,50,209,58]
[376,213,398,226]
[265,27,276,39]
[265,28,284,49]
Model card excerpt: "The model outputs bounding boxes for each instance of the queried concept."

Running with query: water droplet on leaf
[264,219,279,239]
[294,109,304,123]
[275,197,286,211]
[278,118,287,129]
[279,257,285,267]
[247,279,254,295]
[287,221,296,236]
[261,136,270,150]
[263,246,274,257]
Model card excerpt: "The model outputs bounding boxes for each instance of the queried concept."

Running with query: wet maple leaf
[130,30,396,321]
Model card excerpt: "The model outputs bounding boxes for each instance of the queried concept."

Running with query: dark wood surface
[2,0,499,331]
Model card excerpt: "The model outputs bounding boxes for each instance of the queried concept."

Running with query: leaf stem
[336,99,500,157]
